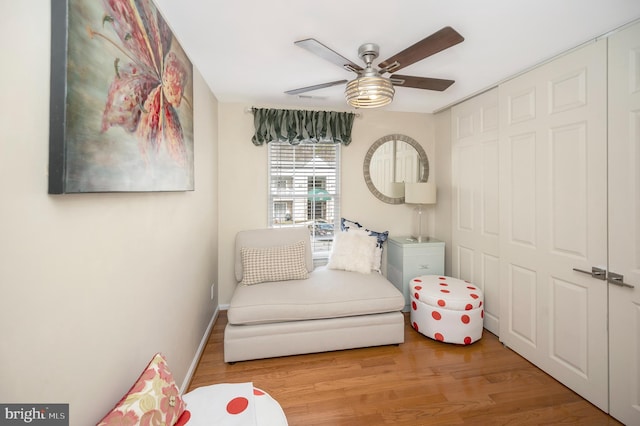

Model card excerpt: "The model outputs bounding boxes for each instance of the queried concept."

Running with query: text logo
[0,405,68,426]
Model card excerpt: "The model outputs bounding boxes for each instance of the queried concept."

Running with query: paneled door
[608,21,640,425]
[498,40,609,410]
[451,88,500,335]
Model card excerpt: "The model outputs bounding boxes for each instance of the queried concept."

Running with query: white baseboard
[180,306,219,394]
[219,303,230,310]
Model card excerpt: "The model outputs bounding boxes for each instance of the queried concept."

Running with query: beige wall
[433,109,453,275]
[0,3,451,423]
[218,103,436,304]
[0,2,218,424]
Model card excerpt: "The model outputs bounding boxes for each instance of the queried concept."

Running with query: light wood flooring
[187,311,621,425]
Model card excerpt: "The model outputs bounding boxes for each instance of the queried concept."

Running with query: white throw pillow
[371,246,383,273]
[340,218,388,273]
[327,229,378,274]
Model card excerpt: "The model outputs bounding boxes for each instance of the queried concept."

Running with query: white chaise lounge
[224,227,405,363]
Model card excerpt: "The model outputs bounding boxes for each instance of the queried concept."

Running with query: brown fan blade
[379,27,464,74]
[295,39,363,72]
[390,75,455,91]
[285,80,348,95]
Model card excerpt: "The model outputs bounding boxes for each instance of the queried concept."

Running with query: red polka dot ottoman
[182,382,288,425]
[410,275,484,345]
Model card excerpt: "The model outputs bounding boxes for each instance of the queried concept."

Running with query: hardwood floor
[187,311,621,425]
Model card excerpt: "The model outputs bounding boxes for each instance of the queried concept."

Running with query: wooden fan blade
[390,75,455,91]
[295,39,363,72]
[285,80,348,95]
[379,27,464,73]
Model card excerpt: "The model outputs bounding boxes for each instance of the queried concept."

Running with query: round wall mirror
[363,134,429,204]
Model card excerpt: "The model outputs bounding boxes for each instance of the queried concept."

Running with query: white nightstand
[387,236,445,312]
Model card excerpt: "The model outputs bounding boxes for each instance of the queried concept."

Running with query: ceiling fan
[285,26,464,108]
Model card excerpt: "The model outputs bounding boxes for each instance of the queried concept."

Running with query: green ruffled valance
[251,108,355,146]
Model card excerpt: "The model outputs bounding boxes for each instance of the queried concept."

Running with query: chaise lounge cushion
[227,266,405,325]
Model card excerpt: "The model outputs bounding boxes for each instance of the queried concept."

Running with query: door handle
[572,266,606,280]
[608,272,635,289]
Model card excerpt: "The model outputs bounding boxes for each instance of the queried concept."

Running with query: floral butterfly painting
[49,0,194,193]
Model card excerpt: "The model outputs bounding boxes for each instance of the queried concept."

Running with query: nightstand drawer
[403,253,445,276]
[402,245,445,258]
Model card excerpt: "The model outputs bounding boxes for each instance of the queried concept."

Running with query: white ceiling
[154,0,640,114]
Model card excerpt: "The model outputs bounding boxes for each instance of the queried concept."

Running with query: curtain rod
[245,107,361,118]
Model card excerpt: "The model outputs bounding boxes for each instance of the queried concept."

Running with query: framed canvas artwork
[49,0,194,193]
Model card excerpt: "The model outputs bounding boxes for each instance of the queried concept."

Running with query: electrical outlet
[210,283,215,300]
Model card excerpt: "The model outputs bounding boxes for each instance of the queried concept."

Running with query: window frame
[267,141,341,265]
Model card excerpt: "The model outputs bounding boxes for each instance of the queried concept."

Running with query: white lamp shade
[405,182,436,204]
[389,182,405,198]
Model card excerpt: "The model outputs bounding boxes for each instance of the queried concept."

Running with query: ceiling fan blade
[294,38,363,72]
[379,26,464,73]
[390,75,455,91]
[285,80,348,95]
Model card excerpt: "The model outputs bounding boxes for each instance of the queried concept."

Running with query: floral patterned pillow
[97,353,187,426]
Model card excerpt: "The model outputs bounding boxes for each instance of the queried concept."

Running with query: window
[268,142,340,265]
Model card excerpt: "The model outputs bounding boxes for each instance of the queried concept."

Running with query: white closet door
[608,21,640,425]
[498,40,608,410]
[451,88,500,335]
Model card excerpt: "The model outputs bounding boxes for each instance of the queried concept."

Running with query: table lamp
[405,181,437,242]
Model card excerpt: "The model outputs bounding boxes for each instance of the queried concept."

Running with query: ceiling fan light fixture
[345,76,395,108]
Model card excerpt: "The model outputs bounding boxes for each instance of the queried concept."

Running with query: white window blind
[268,142,340,265]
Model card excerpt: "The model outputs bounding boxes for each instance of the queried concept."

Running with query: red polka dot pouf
[182,382,288,425]
[410,275,484,345]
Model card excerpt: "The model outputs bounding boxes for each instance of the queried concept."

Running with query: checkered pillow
[240,240,309,285]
